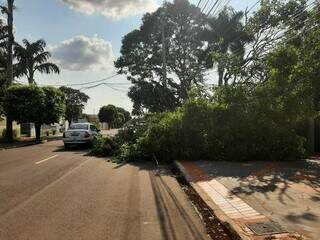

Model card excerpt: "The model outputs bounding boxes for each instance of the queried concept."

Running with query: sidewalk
[175,159,320,240]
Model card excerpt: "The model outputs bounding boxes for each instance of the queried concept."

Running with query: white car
[62,123,101,148]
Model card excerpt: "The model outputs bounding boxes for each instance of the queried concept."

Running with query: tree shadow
[285,212,319,223]
[107,160,209,240]
[196,159,320,200]
[148,168,209,240]
[52,144,92,155]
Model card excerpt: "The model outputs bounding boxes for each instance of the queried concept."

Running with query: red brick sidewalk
[176,161,307,240]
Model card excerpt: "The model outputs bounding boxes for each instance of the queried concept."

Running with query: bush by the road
[113,85,307,163]
[91,136,116,157]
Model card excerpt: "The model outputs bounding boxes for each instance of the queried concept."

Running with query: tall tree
[14,39,60,84]
[98,105,117,129]
[204,7,252,86]
[59,87,89,124]
[115,0,207,114]
[116,107,131,123]
[1,0,14,141]
[210,0,308,85]
[4,85,65,142]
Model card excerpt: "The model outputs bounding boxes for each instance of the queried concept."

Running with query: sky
[12,0,259,114]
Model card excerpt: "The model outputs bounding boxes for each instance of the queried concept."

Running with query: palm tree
[204,7,252,86]
[14,39,60,84]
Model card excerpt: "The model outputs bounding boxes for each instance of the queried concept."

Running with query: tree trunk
[28,68,34,84]
[5,0,14,141]
[35,123,41,142]
[218,64,224,86]
[5,116,13,142]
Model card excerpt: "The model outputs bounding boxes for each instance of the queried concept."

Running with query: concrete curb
[174,161,251,240]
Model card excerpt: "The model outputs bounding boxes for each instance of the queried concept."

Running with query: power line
[214,0,231,16]
[211,0,225,16]
[204,0,318,79]
[206,0,220,16]
[80,82,130,93]
[246,0,261,13]
[36,73,120,87]
[212,0,316,59]
[201,0,212,13]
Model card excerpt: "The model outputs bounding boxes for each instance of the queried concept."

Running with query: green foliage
[115,0,207,114]
[14,39,60,84]
[98,105,131,128]
[59,86,89,123]
[98,104,116,127]
[4,85,45,124]
[115,117,148,145]
[41,87,66,124]
[4,85,65,141]
[116,143,142,162]
[110,0,320,162]
[204,7,253,85]
[91,136,116,156]
[115,81,308,163]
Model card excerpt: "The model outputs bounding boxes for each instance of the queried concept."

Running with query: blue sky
[13,0,259,114]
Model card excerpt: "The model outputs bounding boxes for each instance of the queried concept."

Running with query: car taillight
[84,132,90,138]
[63,132,65,138]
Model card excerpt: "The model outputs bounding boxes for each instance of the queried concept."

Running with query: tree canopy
[14,39,60,84]
[98,105,131,128]
[115,0,207,114]
[4,85,65,141]
[59,86,90,124]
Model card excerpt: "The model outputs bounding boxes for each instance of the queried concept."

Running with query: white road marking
[36,155,59,165]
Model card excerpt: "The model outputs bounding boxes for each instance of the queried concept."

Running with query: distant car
[62,123,101,148]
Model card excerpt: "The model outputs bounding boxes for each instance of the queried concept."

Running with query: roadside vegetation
[98,105,131,129]
[92,0,320,163]
[0,0,93,142]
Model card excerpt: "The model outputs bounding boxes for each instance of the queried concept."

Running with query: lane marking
[36,155,59,165]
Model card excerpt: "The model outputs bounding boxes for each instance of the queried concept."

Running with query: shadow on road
[109,160,208,240]
[52,144,92,155]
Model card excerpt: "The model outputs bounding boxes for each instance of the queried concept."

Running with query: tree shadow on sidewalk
[197,159,320,200]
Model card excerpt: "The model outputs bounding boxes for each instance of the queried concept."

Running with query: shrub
[116,143,143,162]
[111,83,308,163]
[91,136,116,156]
[117,95,306,163]
[114,116,152,145]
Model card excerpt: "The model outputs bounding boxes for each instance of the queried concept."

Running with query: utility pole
[5,0,14,141]
[161,11,167,87]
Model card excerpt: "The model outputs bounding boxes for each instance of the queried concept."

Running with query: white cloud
[61,0,158,20]
[50,35,115,72]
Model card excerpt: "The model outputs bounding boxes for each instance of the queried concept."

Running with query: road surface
[0,141,210,240]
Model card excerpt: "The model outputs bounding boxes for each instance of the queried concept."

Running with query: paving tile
[196,169,266,223]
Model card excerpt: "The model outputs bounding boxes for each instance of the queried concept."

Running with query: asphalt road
[0,141,210,240]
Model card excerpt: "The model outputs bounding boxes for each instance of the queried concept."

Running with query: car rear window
[69,124,88,130]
